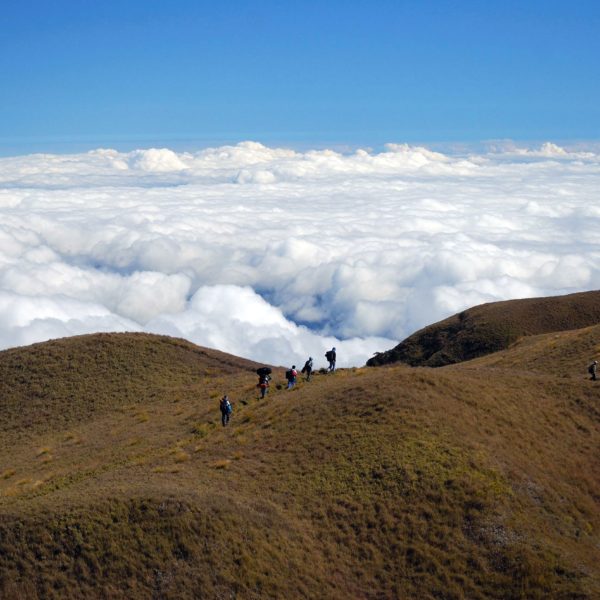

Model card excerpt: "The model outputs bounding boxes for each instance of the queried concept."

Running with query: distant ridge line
[367,289,600,367]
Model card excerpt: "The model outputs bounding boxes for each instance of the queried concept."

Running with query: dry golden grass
[464,322,600,378]
[134,410,150,423]
[0,331,597,599]
[172,450,191,464]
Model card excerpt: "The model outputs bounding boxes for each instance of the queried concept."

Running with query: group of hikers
[220,354,598,424]
[219,347,337,426]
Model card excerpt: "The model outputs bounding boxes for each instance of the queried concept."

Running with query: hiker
[286,365,298,389]
[256,366,272,399]
[301,357,313,381]
[258,373,271,398]
[588,360,598,381]
[325,347,336,372]
[219,395,232,427]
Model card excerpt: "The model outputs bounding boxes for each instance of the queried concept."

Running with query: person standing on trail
[588,360,598,381]
[286,365,298,389]
[219,395,232,427]
[325,347,336,372]
[301,357,313,381]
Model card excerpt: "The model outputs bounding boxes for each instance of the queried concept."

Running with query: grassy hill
[0,333,261,443]
[0,331,599,599]
[367,290,600,368]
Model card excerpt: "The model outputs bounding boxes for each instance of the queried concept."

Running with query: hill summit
[0,324,599,598]
[367,290,600,367]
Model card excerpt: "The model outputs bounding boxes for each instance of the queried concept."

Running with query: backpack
[325,351,333,361]
[285,369,293,380]
[226,400,232,414]
[257,367,272,377]
[588,364,595,374]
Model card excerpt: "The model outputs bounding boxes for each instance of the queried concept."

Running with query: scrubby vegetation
[0,329,598,598]
[367,290,600,367]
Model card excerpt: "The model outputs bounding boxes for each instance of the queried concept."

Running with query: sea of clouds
[1,140,600,367]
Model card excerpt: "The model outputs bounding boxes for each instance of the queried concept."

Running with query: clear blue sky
[1,0,599,153]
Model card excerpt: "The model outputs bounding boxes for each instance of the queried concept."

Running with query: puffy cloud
[0,290,140,349]
[128,148,188,172]
[146,285,391,368]
[0,141,600,365]
[485,141,598,161]
[235,169,277,184]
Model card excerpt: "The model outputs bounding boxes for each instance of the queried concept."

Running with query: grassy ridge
[460,323,600,379]
[0,333,260,444]
[367,290,600,367]
[0,333,599,598]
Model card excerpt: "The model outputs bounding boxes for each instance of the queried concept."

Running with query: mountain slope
[0,332,260,444]
[0,332,599,599]
[457,322,600,378]
[367,290,600,367]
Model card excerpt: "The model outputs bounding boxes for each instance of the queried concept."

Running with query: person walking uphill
[256,366,272,399]
[258,373,271,398]
[589,360,598,381]
[220,395,232,427]
[286,365,298,389]
[301,357,313,381]
[325,347,336,372]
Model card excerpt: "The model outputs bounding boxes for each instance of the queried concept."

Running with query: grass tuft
[172,449,190,463]
[192,422,214,438]
[135,411,150,423]
[210,459,231,469]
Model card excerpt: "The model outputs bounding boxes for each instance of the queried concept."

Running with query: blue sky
[1,0,599,153]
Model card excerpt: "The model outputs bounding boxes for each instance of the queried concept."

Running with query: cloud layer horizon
[1,141,599,367]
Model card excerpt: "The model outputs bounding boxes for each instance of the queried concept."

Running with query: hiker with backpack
[301,357,313,381]
[219,395,233,426]
[325,347,336,372]
[286,365,298,389]
[256,366,272,399]
[588,360,598,381]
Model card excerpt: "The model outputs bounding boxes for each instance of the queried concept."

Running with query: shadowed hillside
[367,290,600,368]
[0,332,599,599]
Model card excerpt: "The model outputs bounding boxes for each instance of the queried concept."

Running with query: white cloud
[146,284,390,369]
[1,141,600,365]
[128,148,188,172]
[0,290,140,349]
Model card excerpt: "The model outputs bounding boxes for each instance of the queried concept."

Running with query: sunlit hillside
[0,331,598,599]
